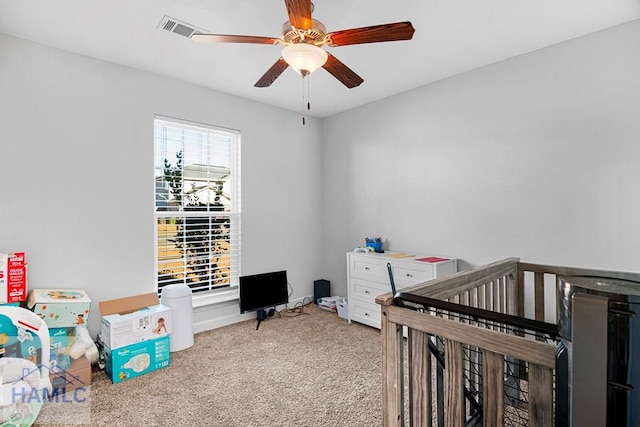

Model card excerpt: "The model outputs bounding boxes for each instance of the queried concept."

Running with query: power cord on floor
[277,296,314,318]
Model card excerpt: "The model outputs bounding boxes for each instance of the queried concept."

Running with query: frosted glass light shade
[282,43,328,76]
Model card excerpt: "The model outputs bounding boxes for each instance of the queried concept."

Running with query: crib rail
[376,257,640,427]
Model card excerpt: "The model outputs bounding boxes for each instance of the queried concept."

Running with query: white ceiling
[1,0,639,118]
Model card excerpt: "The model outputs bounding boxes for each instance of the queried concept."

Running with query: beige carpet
[34,304,383,426]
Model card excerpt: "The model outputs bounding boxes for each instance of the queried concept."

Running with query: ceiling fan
[190,0,415,89]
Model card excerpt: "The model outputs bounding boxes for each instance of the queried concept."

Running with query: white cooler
[160,284,194,352]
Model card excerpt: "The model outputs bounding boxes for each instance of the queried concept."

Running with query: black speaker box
[313,279,330,304]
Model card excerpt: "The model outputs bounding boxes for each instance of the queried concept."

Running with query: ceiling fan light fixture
[282,43,328,76]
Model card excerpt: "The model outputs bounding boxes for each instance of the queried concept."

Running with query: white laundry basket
[160,284,194,352]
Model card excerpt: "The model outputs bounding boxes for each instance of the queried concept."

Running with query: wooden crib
[375,257,640,427]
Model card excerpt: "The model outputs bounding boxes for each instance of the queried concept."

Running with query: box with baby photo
[26,288,91,328]
[99,292,172,350]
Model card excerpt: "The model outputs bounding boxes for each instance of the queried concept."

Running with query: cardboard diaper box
[27,288,91,328]
[99,293,172,350]
[0,252,27,303]
[49,326,77,372]
[103,335,170,384]
[50,355,92,393]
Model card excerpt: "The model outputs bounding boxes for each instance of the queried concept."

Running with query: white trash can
[160,284,194,352]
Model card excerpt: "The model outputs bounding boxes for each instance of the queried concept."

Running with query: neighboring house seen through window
[154,116,241,295]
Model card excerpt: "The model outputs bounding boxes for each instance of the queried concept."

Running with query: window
[154,116,241,295]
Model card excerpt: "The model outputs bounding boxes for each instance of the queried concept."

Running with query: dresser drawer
[349,257,388,283]
[350,278,390,304]
[392,264,434,287]
[350,300,381,329]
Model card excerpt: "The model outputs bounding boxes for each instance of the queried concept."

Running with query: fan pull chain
[301,75,312,126]
[307,76,311,111]
[301,76,306,125]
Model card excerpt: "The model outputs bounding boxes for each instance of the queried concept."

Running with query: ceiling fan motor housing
[281,19,327,45]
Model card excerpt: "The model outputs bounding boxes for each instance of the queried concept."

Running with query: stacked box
[50,355,92,393]
[99,293,172,350]
[27,289,91,328]
[103,335,170,384]
[49,327,76,372]
[0,252,27,303]
[99,293,172,383]
[47,326,93,391]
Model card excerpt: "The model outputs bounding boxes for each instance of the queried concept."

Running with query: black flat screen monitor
[239,270,289,314]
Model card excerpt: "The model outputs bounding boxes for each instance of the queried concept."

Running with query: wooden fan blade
[322,53,363,89]
[284,0,313,30]
[254,58,290,88]
[326,21,415,47]
[191,34,281,45]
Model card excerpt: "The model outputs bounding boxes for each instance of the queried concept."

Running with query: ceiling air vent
[157,15,206,38]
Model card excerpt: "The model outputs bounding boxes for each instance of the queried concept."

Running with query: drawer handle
[364,290,370,295]
[364,312,370,317]
[364,267,370,271]
[406,273,413,278]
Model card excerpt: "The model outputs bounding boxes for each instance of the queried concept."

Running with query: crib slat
[381,306,404,426]
[460,291,469,325]
[483,350,504,426]
[487,280,495,331]
[468,289,475,312]
[534,272,546,341]
[500,276,506,314]
[468,289,480,399]
[461,290,469,307]
[528,363,554,426]
[517,268,525,317]
[506,272,517,316]
[534,272,545,322]
[478,284,485,310]
[436,337,445,427]
[445,340,464,427]
[496,277,504,332]
[409,329,431,426]
[485,281,492,312]
[555,275,562,325]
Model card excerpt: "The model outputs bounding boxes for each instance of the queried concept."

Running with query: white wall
[0,34,323,335]
[321,20,640,298]
[3,19,640,334]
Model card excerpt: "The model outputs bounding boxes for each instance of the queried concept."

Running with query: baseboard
[193,295,314,334]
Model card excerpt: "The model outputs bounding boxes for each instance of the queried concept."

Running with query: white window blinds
[154,116,241,294]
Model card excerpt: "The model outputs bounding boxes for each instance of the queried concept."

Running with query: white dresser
[346,251,457,329]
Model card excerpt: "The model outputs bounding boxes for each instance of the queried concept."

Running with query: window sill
[192,288,238,308]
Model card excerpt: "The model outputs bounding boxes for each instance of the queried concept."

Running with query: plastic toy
[0,306,51,427]
[68,326,99,365]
